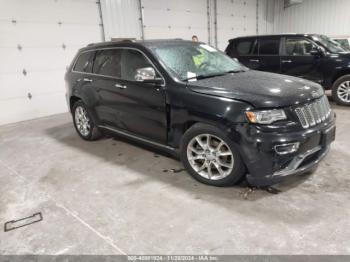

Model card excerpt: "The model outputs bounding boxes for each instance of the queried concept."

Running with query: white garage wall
[141,0,209,43]
[216,0,257,50]
[0,0,102,125]
[258,0,275,36]
[100,0,142,40]
[101,0,273,51]
[272,0,350,36]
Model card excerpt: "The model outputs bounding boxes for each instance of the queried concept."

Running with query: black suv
[225,34,350,106]
[65,39,335,187]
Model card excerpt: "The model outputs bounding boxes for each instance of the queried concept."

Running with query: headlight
[245,109,287,124]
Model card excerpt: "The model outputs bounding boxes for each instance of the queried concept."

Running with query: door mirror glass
[134,67,163,85]
[135,67,156,81]
[310,47,321,56]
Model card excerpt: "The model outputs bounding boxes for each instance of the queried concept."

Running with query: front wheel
[181,123,245,187]
[332,75,350,106]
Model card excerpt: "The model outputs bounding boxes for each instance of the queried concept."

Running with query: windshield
[150,42,246,81]
[313,35,346,53]
[333,39,350,51]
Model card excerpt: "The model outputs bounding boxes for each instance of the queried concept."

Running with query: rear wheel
[332,75,350,106]
[72,100,102,141]
[181,123,245,187]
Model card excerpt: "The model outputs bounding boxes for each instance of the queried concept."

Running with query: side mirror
[310,47,325,57]
[135,67,163,85]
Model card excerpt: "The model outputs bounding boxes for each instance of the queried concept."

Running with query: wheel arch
[69,96,81,112]
[332,69,350,85]
[169,116,231,149]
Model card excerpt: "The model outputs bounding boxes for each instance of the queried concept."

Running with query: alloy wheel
[74,106,91,136]
[337,81,350,103]
[186,134,234,180]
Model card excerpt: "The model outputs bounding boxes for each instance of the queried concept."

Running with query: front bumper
[232,113,336,186]
[246,145,330,186]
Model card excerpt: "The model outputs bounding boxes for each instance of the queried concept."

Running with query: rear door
[70,50,97,109]
[256,36,281,73]
[280,37,324,84]
[90,49,124,127]
[229,38,260,69]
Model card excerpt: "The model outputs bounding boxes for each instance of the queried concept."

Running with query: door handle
[115,84,127,89]
[83,78,93,82]
[249,59,260,63]
[282,60,292,63]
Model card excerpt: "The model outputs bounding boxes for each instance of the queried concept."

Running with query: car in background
[225,34,350,106]
[65,39,335,187]
[331,36,350,51]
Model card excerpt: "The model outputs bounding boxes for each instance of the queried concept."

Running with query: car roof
[229,33,320,41]
[80,39,194,52]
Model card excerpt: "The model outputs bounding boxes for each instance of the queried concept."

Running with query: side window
[121,49,155,81]
[285,38,316,56]
[93,49,122,78]
[236,39,255,55]
[73,52,94,73]
[259,39,280,55]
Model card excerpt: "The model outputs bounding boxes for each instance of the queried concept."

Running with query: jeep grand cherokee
[65,39,336,186]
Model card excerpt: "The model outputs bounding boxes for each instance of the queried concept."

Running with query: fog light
[274,142,300,155]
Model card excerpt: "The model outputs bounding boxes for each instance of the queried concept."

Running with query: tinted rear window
[259,39,280,55]
[236,39,255,55]
[73,52,94,72]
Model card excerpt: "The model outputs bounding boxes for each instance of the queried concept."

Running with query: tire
[72,100,102,141]
[181,123,245,187]
[332,75,350,106]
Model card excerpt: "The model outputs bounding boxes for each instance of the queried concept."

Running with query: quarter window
[285,38,316,56]
[93,49,122,78]
[259,39,280,55]
[236,40,255,55]
[121,49,155,81]
[73,52,94,73]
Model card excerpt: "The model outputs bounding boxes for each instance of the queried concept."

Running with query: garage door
[0,0,102,125]
[217,0,257,50]
[141,0,209,42]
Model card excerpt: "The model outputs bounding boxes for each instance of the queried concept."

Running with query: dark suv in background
[65,39,335,187]
[226,34,350,106]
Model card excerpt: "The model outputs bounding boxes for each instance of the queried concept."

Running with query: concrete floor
[0,101,350,255]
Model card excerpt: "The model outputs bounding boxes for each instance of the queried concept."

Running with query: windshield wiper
[183,69,247,82]
[224,69,247,74]
[183,73,226,82]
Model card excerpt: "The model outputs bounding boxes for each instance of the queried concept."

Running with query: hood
[188,70,324,108]
[330,52,350,59]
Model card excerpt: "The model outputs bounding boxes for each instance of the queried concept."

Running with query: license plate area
[321,126,336,147]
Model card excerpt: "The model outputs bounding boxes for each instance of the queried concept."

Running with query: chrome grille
[295,96,331,128]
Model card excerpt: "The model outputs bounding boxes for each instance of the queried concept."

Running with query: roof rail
[111,37,136,42]
[86,38,136,47]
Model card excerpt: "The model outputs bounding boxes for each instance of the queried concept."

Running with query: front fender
[167,88,253,148]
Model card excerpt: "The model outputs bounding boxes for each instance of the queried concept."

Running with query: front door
[280,37,324,84]
[93,48,167,144]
